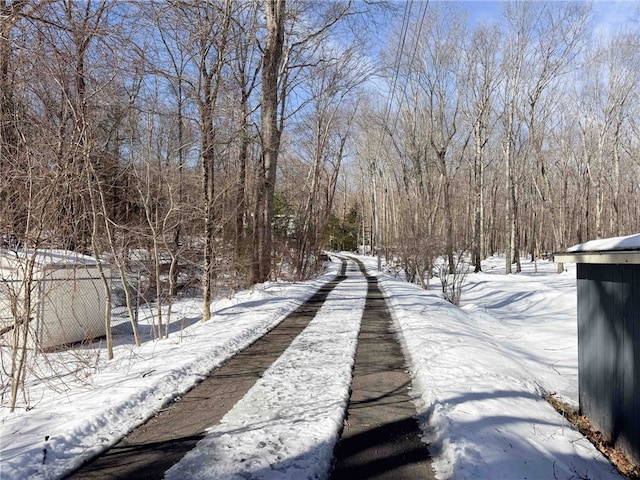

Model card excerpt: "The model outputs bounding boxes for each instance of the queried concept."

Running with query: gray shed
[555,233,640,463]
[0,249,108,349]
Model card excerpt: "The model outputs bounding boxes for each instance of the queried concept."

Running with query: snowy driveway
[1,256,626,480]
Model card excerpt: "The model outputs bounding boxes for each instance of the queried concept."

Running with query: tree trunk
[201,108,215,321]
[235,101,248,263]
[254,0,285,283]
[198,1,233,320]
[0,1,15,164]
[473,131,484,273]
[505,138,513,275]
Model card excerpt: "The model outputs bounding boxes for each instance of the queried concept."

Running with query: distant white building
[0,249,108,349]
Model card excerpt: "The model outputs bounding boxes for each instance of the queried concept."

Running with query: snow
[567,233,640,252]
[0,255,626,480]
[0,249,102,268]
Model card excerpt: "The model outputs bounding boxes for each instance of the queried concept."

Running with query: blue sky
[444,0,639,34]
[590,0,640,36]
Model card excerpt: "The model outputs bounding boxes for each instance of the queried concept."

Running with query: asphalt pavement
[330,257,435,479]
[65,261,348,479]
[65,257,434,479]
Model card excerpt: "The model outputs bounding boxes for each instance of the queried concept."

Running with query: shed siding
[0,252,107,349]
[35,268,107,349]
[577,263,640,462]
[633,266,640,455]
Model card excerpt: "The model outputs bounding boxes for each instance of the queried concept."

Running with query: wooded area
[364,1,640,280]
[1,0,639,407]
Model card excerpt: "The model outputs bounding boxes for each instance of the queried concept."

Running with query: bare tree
[228,1,261,285]
[60,0,120,358]
[462,22,501,272]
[253,0,285,283]
[160,1,234,321]
[520,3,589,271]
[290,44,368,278]
[253,0,374,281]
[499,1,532,274]
[0,0,54,239]
[412,4,467,274]
[577,32,640,241]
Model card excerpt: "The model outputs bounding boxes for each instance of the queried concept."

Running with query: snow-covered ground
[0,255,625,479]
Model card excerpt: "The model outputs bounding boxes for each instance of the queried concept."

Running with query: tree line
[353,1,640,280]
[1,0,384,410]
[0,0,376,309]
[1,0,639,311]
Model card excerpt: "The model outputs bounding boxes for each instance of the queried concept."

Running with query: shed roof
[0,249,101,270]
[555,233,640,264]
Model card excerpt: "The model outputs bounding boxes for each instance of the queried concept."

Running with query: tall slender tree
[253,0,285,283]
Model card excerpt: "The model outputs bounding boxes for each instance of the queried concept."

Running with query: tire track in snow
[66,260,353,479]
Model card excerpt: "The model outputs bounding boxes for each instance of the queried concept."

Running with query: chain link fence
[110,274,141,328]
[0,273,143,350]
